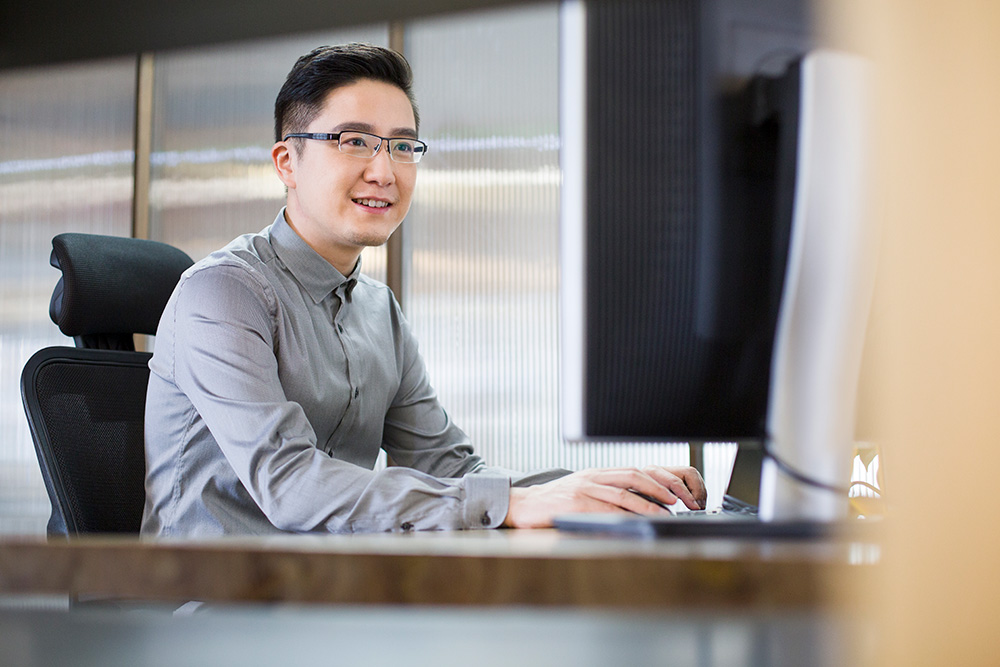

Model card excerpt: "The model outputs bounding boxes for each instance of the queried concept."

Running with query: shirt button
[400,522,413,531]
[337,324,344,333]
[480,512,491,526]
[354,387,359,398]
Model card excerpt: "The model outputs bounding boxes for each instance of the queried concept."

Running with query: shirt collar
[268,209,360,304]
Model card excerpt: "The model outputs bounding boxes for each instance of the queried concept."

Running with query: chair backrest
[22,348,152,535]
[23,233,193,535]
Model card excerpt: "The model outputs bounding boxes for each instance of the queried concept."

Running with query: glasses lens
[338,131,378,158]
[388,139,425,164]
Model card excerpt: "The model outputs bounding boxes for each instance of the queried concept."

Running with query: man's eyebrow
[332,122,418,138]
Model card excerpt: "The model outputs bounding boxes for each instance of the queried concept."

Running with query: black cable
[760,435,852,495]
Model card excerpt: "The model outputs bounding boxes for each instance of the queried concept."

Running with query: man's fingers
[587,469,676,501]
[579,469,688,513]
[675,467,708,507]
[642,466,707,510]
[584,482,673,515]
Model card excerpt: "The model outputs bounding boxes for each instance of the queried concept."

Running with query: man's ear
[272,141,296,189]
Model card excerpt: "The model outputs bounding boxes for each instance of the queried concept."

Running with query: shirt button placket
[333,292,354,408]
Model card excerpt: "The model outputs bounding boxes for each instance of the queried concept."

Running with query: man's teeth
[355,198,389,208]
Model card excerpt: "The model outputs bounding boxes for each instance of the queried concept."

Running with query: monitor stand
[757,51,877,522]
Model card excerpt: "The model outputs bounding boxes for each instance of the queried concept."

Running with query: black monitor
[559,0,875,521]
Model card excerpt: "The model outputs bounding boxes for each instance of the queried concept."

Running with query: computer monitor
[559,0,875,521]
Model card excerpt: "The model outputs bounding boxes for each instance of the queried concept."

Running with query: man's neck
[282,208,361,276]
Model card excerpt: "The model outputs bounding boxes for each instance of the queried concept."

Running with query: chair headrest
[49,233,194,349]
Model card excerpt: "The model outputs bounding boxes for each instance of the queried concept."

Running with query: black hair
[274,43,419,145]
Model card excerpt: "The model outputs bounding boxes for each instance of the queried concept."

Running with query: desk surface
[0,528,879,609]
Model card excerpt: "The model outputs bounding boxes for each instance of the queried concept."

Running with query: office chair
[21,233,193,536]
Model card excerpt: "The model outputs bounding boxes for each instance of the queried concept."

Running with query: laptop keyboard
[676,494,758,517]
[720,494,758,516]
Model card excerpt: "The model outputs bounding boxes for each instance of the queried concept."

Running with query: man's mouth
[353,198,391,209]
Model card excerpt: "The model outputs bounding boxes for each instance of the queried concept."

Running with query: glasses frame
[282,131,428,164]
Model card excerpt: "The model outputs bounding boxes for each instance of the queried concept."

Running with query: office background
[0,2,696,536]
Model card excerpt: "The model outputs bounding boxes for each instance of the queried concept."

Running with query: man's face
[273,79,418,272]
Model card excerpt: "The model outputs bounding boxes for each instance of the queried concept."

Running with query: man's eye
[345,137,369,148]
[392,141,414,153]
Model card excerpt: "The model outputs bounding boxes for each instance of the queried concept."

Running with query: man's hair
[274,43,419,145]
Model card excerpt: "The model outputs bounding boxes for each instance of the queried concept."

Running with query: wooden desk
[0,529,878,609]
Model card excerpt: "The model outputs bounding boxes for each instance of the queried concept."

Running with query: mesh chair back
[22,347,151,535]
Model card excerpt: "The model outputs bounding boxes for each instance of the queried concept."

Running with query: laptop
[553,444,844,539]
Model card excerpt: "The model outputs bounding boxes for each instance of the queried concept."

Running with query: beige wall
[824,1,1000,663]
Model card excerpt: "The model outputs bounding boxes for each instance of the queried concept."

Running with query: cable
[760,435,852,495]
[849,480,882,497]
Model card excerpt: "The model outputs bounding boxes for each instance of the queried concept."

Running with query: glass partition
[0,58,137,534]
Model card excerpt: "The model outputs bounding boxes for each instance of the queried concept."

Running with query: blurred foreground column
[822,1,1000,664]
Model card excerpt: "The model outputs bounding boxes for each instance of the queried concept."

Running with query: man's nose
[363,147,396,185]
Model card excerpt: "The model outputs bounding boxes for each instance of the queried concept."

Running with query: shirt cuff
[462,473,511,529]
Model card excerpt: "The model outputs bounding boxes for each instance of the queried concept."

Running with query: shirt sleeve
[166,263,512,533]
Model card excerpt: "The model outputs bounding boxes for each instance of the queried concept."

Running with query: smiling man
[141,44,705,537]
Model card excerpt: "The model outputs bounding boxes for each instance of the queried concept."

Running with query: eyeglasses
[282,130,428,164]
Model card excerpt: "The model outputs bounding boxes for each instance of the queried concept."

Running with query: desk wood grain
[0,529,878,609]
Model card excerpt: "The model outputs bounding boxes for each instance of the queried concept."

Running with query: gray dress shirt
[142,210,566,536]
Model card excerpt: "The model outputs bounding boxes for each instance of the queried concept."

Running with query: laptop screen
[723,442,764,507]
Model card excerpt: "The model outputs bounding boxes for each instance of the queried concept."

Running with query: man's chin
[350,231,395,249]
[353,222,403,248]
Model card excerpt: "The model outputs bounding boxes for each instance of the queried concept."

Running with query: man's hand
[501,465,707,529]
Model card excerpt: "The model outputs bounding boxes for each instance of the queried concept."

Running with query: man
[142,43,705,536]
